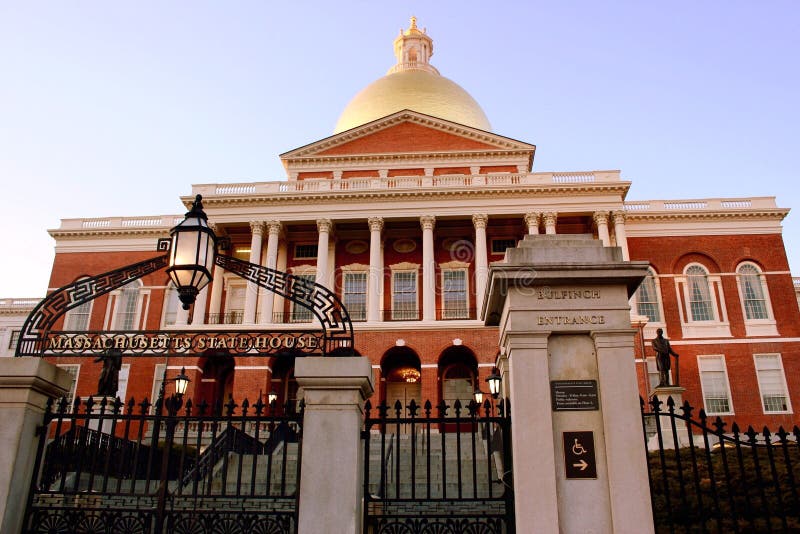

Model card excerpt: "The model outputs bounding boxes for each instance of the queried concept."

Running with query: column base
[647,386,690,450]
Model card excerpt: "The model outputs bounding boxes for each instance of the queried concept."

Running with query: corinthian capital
[612,210,626,225]
[543,212,558,226]
[368,217,384,233]
[524,212,540,230]
[420,215,436,231]
[266,220,282,236]
[316,218,333,234]
[472,214,488,229]
[249,221,265,235]
[593,211,609,226]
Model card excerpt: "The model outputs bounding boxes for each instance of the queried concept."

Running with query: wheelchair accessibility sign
[563,431,597,479]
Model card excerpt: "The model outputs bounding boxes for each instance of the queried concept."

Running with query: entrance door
[385,380,421,434]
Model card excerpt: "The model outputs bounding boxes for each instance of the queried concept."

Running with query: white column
[420,215,436,321]
[243,221,264,324]
[594,211,611,246]
[544,212,558,234]
[613,211,630,261]
[295,357,374,534]
[259,221,281,324]
[191,286,208,325]
[208,263,224,322]
[368,217,384,322]
[273,239,288,320]
[175,304,190,326]
[524,212,540,235]
[315,219,332,289]
[472,214,489,314]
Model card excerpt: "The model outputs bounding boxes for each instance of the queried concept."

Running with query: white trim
[440,267,470,320]
[676,263,731,338]
[235,366,273,371]
[390,268,419,321]
[670,337,800,345]
[736,262,778,337]
[753,353,792,414]
[697,354,734,416]
[56,364,80,409]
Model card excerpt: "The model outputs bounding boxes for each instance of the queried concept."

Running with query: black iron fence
[24,395,303,534]
[363,398,514,533]
[642,395,800,533]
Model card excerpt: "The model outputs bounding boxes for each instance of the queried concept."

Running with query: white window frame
[736,262,778,337]
[110,280,146,330]
[56,364,80,411]
[289,266,316,323]
[753,353,792,414]
[293,243,318,260]
[645,357,672,391]
[697,355,734,416]
[222,277,247,324]
[342,269,368,322]
[439,261,470,319]
[8,330,20,350]
[390,263,419,321]
[151,363,167,413]
[675,263,731,338]
[636,267,667,339]
[161,283,182,327]
[64,300,93,331]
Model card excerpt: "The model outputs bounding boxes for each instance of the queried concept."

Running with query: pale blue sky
[1,1,798,297]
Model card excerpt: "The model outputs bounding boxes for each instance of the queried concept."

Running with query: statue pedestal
[647,386,691,450]
[87,397,117,434]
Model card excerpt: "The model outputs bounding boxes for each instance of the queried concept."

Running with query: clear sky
[1,1,798,298]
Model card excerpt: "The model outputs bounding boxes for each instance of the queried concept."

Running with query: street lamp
[166,194,217,310]
[473,388,484,405]
[174,367,190,397]
[486,368,502,399]
[267,390,278,406]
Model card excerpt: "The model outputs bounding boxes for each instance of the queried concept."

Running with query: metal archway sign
[15,241,354,359]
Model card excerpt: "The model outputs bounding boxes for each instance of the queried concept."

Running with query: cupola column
[368,217,384,322]
[594,211,611,246]
[524,212,541,235]
[207,223,224,321]
[315,219,333,289]
[259,221,282,324]
[421,215,436,321]
[191,285,209,325]
[243,221,264,324]
[472,214,489,314]
[612,211,630,260]
[544,212,558,235]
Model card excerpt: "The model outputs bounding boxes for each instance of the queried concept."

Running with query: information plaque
[550,380,600,411]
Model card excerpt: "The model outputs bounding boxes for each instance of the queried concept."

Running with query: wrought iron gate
[643,395,800,532]
[363,399,514,533]
[23,394,303,533]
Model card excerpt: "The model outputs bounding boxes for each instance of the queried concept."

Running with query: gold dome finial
[410,16,417,30]
[405,16,423,35]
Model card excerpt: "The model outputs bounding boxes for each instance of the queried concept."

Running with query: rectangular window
[117,364,131,403]
[65,302,92,330]
[392,271,418,320]
[636,274,662,323]
[754,354,791,413]
[56,364,80,411]
[442,269,468,319]
[8,330,20,350]
[224,285,246,324]
[116,286,140,330]
[294,244,318,259]
[343,272,367,321]
[698,355,733,415]
[645,358,670,391]
[291,274,316,322]
[491,238,517,255]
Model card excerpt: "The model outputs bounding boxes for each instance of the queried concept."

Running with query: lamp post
[486,368,502,399]
[267,389,278,407]
[166,194,218,310]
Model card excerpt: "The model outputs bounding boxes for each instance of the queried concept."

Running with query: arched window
[114,280,142,330]
[737,263,769,320]
[685,265,715,321]
[636,268,662,323]
[162,283,181,326]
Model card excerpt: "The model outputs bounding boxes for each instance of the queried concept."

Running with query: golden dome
[333,19,491,134]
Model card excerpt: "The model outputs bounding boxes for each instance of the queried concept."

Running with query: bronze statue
[652,328,679,387]
[95,348,122,397]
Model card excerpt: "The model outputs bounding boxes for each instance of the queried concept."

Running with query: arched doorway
[196,350,235,414]
[381,346,422,416]
[438,346,479,417]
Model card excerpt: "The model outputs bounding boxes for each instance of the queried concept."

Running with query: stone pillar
[524,212,540,235]
[594,211,611,246]
[295,357,374,534]
[0,358,72,534]
[484,234,653,533]
[647,386,689,450]
[315,219,333,289]
[543,212,557,234]
[613,211,630,261]
[208,263,224,322]
[191,286,208,325]
[273,240,288,321]
[243,221,264,324]
[472,214,489,315]
[420,215,436,321]
[259,220,282,324]
[368,217,384,322]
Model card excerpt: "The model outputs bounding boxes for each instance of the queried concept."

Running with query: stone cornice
[625,209,788,223]
[284,150,534,169]
[48,228,171,240]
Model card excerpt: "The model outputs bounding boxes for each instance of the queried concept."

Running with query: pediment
[280,110,535,161]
